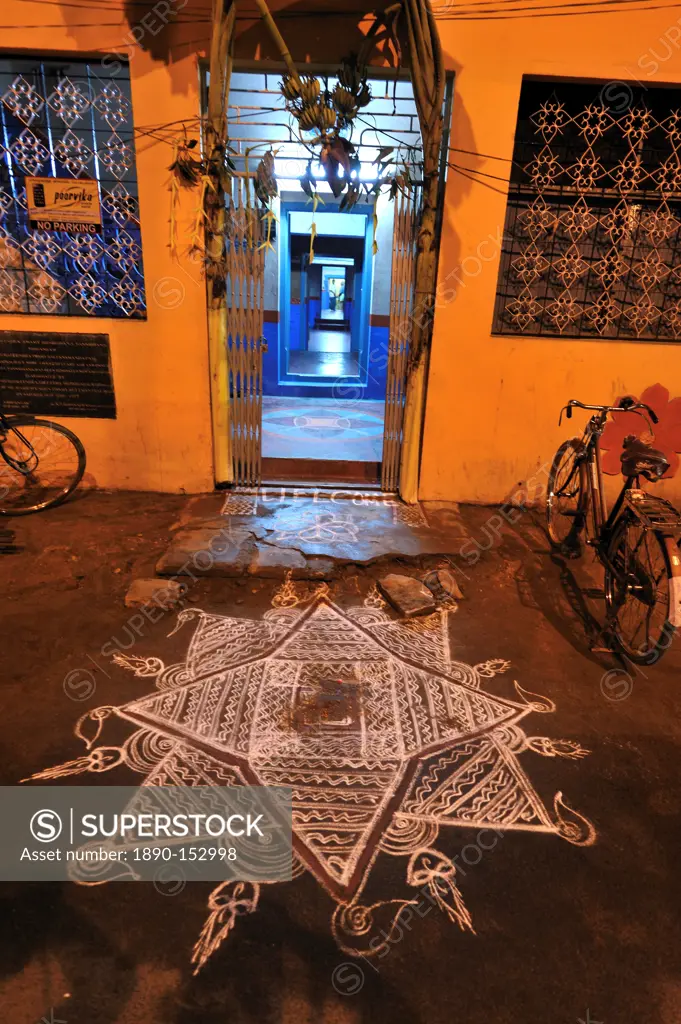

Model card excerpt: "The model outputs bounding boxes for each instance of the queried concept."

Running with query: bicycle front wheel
[604,515,676,665]
[0,417,86,515]
[546,438,587,552]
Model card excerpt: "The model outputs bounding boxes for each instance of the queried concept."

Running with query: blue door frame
[299,254,309,349]
[278,201,374,390]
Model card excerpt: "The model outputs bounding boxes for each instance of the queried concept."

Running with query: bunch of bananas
[337,56,371,109]
[280,58,370,141]
[281,73,336,137]
[280,74,321,104]
[330,58,371,126]
[296,101,335,133]
[299,76,321,104]
[331,84,357,121]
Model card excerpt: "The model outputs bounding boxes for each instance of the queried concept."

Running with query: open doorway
[220,67,430,487]
[261,201,385,473]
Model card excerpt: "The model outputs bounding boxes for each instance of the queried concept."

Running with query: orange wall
[1,3,214,492]
[0,2,388,494]
[422,6,681,504]
[5,4,681,501]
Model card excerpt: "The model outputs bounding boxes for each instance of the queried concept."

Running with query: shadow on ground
[0,492,679,1023]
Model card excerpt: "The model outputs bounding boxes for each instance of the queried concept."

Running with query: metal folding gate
[219,69,424,491]
[225,175,266,487]
[225,178,419,490]
[381,187,420,492]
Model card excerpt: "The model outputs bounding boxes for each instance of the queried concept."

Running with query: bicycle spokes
[608,523,670,661]
[547,441,585,549]
[0,421,83,513]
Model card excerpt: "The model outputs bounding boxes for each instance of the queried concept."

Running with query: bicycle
[0,410,86,515]
[546,396,681,665]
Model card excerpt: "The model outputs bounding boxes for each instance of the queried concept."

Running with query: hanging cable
[447,162,509,194]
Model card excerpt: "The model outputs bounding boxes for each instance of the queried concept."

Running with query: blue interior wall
[262,321,279,395]
[307,298,321,327]
[261,200,386,400]
[366,326,389,399]
[262,320,388,400]
[288,303,302,350]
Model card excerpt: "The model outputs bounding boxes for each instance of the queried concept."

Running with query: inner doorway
[221,66,427,487]
[261,202,384,474]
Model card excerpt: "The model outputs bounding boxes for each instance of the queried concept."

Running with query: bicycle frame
[576,413,681,600]
[553,398,681,649]
[576,413,622,549]
[0,412,41,476]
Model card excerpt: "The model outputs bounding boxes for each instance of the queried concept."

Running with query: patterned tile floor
[288,350,359,376]
[261,396,385,461]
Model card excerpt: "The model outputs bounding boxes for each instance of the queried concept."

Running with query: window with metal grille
[492,79,681,340]
[0,56,146,318]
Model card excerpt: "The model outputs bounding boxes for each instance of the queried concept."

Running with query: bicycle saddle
[620,434,669,481]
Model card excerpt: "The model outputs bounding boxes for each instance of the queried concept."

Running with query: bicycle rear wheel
[546,438,587,553]
[604,515,676,665]
[0,417,86,515]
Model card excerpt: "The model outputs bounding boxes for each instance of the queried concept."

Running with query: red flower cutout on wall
[600,383,681,478]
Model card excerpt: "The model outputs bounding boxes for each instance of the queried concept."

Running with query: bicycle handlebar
[560,398,658,426]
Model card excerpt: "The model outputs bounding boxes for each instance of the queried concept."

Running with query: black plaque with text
[0,332,116,418]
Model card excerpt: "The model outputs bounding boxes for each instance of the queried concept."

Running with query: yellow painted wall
[5,3,681,501]
[1,3,214,492]
[422,6,681,505]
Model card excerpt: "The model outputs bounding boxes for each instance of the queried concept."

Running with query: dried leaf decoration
[254,148,279,206]
[168,137,202,188]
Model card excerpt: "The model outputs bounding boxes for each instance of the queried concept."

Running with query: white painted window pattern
[0,56,145,318]
[493,80,681,340]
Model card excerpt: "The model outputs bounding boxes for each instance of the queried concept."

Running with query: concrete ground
[0,489,680,1024]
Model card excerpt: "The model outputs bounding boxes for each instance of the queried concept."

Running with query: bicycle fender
[663,537,681,628]
[621,492,681,627]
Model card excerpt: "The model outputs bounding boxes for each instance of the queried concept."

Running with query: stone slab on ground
[124,578,183,608]
[437,568,465,599]
[155,494,472,579]
[378,573,436,617]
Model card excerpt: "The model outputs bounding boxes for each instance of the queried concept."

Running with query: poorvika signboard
[25,176,102,233]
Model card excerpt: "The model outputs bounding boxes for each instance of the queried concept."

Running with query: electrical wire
[437,0,668,7]
[449,145,513,163]
[354,113,520,176]
[447,162,509,193]
[10,0,674,23]
[448,162,512,182]
[0,22,126,27]
[12,0,210,7]
[435,1,681,17]
[8,0,672,11]
[433,0,673,12]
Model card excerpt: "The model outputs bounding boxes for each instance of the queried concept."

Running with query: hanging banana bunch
[332,55,371,128]
[281,73,337,140]
[281,73,319,105]
[280,57,370,143]
[337,52,371,102]
[252,0,413,222]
